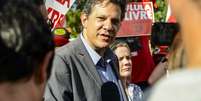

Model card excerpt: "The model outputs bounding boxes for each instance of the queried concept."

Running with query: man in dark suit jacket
[44,0,128,101]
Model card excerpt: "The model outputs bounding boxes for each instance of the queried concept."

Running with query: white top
[147,68,201,101]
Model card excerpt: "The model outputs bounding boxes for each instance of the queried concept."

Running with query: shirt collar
[80,34,101,65]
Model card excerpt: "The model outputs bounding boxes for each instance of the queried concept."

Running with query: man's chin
[98,42,110,48]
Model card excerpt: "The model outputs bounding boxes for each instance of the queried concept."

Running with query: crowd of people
[1,0,201,101]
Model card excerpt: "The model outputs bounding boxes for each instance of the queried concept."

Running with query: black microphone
[101,81,121,101]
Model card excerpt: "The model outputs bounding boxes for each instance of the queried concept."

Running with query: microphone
[101,81,121,101]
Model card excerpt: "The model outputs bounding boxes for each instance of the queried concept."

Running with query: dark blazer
[44,36,128,101]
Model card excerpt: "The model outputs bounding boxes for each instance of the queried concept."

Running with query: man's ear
[80,12,88,29]
[37,51,54,84]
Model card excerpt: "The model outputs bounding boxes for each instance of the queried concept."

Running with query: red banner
[117,2,154,37]
[45,0,75,29]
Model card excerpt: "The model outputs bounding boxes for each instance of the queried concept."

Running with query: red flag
[45,0,76,29]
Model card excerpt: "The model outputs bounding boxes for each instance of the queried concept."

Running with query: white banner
[45,0,75,29]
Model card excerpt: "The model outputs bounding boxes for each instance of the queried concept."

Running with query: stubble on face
[83,2,122,55]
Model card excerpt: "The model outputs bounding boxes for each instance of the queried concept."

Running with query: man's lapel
[105,48,119,78]
[76,36,103,87]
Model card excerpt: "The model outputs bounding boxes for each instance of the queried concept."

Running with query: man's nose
[103,20,114,31]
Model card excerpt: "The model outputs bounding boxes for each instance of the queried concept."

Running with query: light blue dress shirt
[80,34,124,101]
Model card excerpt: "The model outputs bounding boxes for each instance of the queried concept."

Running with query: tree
[65,0,86,39]
[154,0,168,22]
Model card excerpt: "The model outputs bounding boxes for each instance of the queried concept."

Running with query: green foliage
[66,9,81,38]
[65,0,86,39]
[154,0,168,22]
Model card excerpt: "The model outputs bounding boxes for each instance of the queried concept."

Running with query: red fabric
[167,16,177,23]
[142,0,156,3]
[131,36,155,83]
[54,35,69,47]
[142,0,157,9]
[142,0,150,2]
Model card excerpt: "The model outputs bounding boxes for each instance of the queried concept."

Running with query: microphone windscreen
[101,81,120,101]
